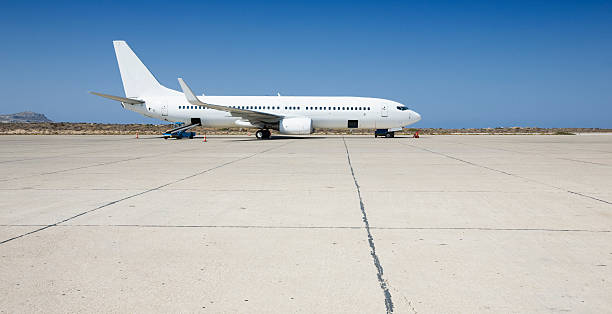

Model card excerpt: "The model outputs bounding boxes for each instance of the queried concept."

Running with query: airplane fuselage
[129,95,421,130]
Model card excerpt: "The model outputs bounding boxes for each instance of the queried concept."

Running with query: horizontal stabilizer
[90,91,144,104]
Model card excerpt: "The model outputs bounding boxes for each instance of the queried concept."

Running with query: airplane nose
[413,111,421,122]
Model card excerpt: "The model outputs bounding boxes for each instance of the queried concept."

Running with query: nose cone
[413,111,421,122]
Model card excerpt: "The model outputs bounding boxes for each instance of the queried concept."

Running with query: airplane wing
[89,92,144,104]
[178,78,283,125]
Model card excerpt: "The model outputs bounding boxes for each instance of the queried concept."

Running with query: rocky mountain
[0,111,53,123]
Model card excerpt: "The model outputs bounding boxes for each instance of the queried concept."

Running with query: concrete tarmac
[0,134,611,313]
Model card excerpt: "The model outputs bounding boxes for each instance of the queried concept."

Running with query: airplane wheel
[385,132,394,138]
[255,130,264,140]
[263,130,271,139]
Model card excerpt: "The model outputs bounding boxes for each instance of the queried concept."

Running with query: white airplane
[92,41,421,139]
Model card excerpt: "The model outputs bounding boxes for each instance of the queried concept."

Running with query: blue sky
[0,0,610,128]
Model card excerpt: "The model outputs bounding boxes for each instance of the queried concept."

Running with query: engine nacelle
[279,117,313,135]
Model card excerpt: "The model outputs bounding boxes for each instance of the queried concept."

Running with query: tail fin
[113,41,173,98]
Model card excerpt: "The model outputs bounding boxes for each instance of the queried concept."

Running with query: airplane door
[381,105,388,117]
[161,104,168,116]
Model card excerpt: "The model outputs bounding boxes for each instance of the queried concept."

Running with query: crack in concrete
[400,142,612,206]
[0,141,293,245]
[407,300,418,314]
[343,137,394,313]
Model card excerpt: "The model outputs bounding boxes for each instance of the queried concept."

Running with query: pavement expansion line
[0,146,204,182]
[401,142,612,206]
[451,140,612,167]
[1,224,610,233]
[0,138,144,165]
[342,137,395,314]
[0,141,292,245]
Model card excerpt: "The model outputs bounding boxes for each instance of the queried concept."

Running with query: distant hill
[0,111,52,123]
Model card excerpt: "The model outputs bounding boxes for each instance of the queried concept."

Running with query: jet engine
[279,117,313,135]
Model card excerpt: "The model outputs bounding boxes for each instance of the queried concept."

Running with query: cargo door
[161,104,168,116]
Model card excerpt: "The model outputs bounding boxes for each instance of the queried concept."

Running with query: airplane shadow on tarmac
[227,136,327,141]
[138,135,419,141]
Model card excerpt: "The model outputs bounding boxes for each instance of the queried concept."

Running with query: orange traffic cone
[136,133,139,139]
[203,133,207,142]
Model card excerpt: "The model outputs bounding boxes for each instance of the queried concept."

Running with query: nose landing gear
[255,129,271,140]
[375,129,395,138]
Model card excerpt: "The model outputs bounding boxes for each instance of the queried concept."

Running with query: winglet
[178,78,203,106]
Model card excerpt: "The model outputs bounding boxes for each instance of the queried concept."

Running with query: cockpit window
[396,105,410,111]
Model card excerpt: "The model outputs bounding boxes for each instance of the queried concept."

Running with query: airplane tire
[263,130,271,139]
[255,130,264,140]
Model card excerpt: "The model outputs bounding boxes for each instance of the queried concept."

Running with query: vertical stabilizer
[113,41,169,98]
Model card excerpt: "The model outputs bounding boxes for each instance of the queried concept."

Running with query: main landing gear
[255,129,271,140]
